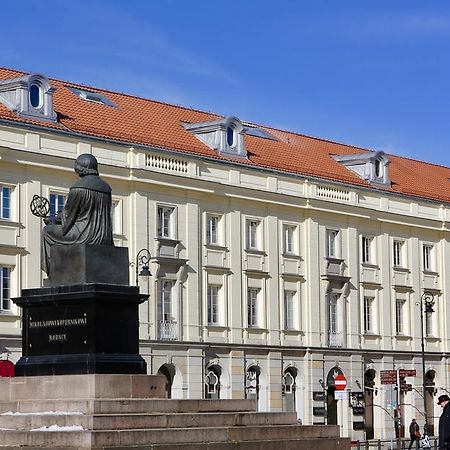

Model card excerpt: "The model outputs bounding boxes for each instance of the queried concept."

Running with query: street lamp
[135,248,152,286]
[419,290,434,438]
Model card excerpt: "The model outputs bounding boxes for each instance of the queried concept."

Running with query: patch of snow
[30,424,84,432]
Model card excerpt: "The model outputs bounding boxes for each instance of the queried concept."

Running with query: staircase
[0,375,350,449]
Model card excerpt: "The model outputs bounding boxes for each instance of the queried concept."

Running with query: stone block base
[0,374,351,449]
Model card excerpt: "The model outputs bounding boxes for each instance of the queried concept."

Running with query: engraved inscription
[49,333,67,342]
[30,317,87,328]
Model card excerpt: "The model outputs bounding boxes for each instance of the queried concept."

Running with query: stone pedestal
[0,375,351,450]
[13,283,147,376]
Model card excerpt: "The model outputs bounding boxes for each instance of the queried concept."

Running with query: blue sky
[2,0,450,167]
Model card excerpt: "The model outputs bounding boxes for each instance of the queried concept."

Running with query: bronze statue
[39,154,114,275]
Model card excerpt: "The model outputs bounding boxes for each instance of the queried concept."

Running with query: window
[423,244,433,271]
[247,288,259,328]
[67,87,116,107]
[111,200,121,234]
[158,206,174,238]
[393,240,403,267]
[326,230,339,258]
[207,285,220,325]
[160,280,174,321]
[29,84,41,108]
[395,299,405,335]
[246,219,260,250]
[361,236,372,264]
[0,186,11,220]
[284,290,295,330]
[283,224,297,255]
[206,214,221,245]
[363,296,374,333]
[49,193,66,220]
[0,267,11,311]
[226,126,235,147]
[328,294,339,333]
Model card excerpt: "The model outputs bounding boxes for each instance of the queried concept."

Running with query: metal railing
[328,331,344,348]
[158,320,178,340]
[351,437,438,449]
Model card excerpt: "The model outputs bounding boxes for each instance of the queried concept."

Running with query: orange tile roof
[0,67,449,205]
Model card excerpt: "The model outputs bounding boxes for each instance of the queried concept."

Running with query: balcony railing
[158,320,178,341]
[328,331,343,348]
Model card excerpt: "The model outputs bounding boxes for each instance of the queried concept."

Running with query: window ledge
[245,248,266,256]
[283,329,304,336]
[363,332,381,338]
[246,327,267,333]
[205,244,228,251]
[206,325,230,332]
[425,335,441,342]
[393,266,410,273]
[395,334,411,341]
[361,263,379,269]
[282,252,301,260]
[0,311,20,320]
[423,270,439,276]
[325,257,344,264]
[155,237,181,245]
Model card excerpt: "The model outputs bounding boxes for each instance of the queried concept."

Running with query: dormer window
[29,84,42,108]
[227,125,236,147]
[0,72,57,122]
[375,157,382,178]
[333,150,390,187]
[183,116,247,158]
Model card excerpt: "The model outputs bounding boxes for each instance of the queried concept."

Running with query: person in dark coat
[41,154,113,276]
[438,394,450,449]
[408,418,420,449]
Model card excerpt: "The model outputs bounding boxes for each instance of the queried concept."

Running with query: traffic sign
[335,390,348,400]
[400,383,413,392]
[335,373,347,390]
[399,369,416,377]
[380,370,397,385]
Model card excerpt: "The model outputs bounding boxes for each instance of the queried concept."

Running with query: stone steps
[0,424,343,447]
[0,411,297,430]
[0,399,257,415]
[0,374,350,449]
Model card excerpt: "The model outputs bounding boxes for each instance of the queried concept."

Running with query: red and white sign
[334,373,347,391]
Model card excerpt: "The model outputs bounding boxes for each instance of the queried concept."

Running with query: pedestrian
[438,394,450,449]
[408,418,420,450]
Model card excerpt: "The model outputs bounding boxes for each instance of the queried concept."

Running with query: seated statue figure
[42,154,114,276]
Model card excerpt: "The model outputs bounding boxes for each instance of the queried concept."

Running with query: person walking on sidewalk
[438,394,450,449]
[408,418,420,450]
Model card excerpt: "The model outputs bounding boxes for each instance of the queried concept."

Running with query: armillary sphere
[30,194,51,218]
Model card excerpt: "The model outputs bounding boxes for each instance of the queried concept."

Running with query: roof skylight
[68,87,115,107]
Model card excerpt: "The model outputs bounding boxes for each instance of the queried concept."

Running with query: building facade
[0,68,449,440]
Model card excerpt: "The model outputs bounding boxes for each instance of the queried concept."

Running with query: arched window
[226,126,235,147]
[205,369,220,396]
[29,84,42,108]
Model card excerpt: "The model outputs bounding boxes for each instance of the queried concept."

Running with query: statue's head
[74,154,99,177]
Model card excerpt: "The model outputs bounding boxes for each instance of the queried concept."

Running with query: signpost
[335,373,347,391]
[380,369,397,385]
[380,369,417,450]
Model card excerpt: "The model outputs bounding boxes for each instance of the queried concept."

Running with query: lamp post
[135,248,152,286]
[419,290,434,438]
